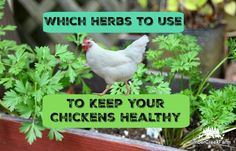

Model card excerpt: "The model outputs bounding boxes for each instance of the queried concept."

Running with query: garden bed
[0,113,183,151]
[77,76,236,150]
[96,128,236,151]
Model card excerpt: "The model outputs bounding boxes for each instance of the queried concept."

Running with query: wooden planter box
[0,64,234,151]
[170,75,236,92]
[0,77,234,151]
[1,2,234,150]
[0,113,183,151]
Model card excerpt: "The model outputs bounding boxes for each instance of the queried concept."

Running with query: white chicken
[82,35,149,95]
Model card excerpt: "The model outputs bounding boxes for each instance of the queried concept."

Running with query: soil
[94,127,236,151]
[68,85,236,150]
[95,128,160,144]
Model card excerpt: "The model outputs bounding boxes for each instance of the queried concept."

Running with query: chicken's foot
[94,84,112,96]
[125,81,130,95]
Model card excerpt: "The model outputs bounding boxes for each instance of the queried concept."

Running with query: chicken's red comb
[83,37,90,43]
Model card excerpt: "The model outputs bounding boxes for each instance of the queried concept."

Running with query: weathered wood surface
[15,0,140,46]
[17,0,66,44]
[0,113,184,151]
[0,0,20,42]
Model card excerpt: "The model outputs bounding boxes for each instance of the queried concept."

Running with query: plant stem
[33,83,38,121]
[168,72,176,85]
[195,55,229,97]
[179,126,202,148]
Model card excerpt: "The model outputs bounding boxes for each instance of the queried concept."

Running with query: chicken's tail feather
[124,35,149,63]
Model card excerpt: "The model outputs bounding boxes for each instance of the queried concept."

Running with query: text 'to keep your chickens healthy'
[42,94,190,128]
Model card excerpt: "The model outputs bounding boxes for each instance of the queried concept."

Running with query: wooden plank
[149,70,234,92]
[120,0,128,11]
[98,0,125,11]
[227,31,236,37]
[0,1,20,43]
[22,18,37,34]
[56,0,115,46]
[84,0,101,11]
[18,0,67,44]
[0,113,184,151]
[57,0,83,11]
[17,0,40,23]
[40,0,56,12]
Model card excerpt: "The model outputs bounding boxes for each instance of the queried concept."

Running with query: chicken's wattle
[82,39,92,52]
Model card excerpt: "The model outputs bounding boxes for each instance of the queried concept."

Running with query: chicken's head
[82,38,92,52]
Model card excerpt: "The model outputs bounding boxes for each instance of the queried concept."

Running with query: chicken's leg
[95,84,112,96]
[125,81,131,95]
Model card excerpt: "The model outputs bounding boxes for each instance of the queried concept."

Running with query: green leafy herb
[200,85,236,131]
[0,1,92,143]
[48,129,64,141]
[111,64,170,95]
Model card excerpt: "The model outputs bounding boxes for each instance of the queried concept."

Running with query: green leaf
[167,0,179,11]
[138,0,148,8]
[145,74,171,94]
[34,124,44,138]
[2,90,21,111]
[66,33,87,46]
[79,33,88,44]
[35,46,51,60]
[65,34,76,42]
[68,65,76,83]
[81,80,91,94]
[130,79,142,94]
[81,72,93,79]
[32,89,44,102]
[8,48,27,75]
[200,85,236,130]
[111,82,127,95]
[183,0,207,11]
[20,122,44,144]
[3,25,16,31]
[20,122,32,133]
[200,4,213,16]
[48,129,64,141]
[46,71,64,94]
[0,57,5,74]
[15,80,27,94]
[0,40,16,52]
[71,57,87,69]
[150,34,201,81]
[224,1,236,16]
[212,0,223,4]
[26,128,36,145]
[0,77,14,88]
[134,63,147,78]
[16,103,33,118]
[39,72,49,87]
[55,44,74,62]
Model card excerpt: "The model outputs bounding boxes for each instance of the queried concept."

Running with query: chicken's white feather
[123,35,149,63]
[86,35,149,85]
